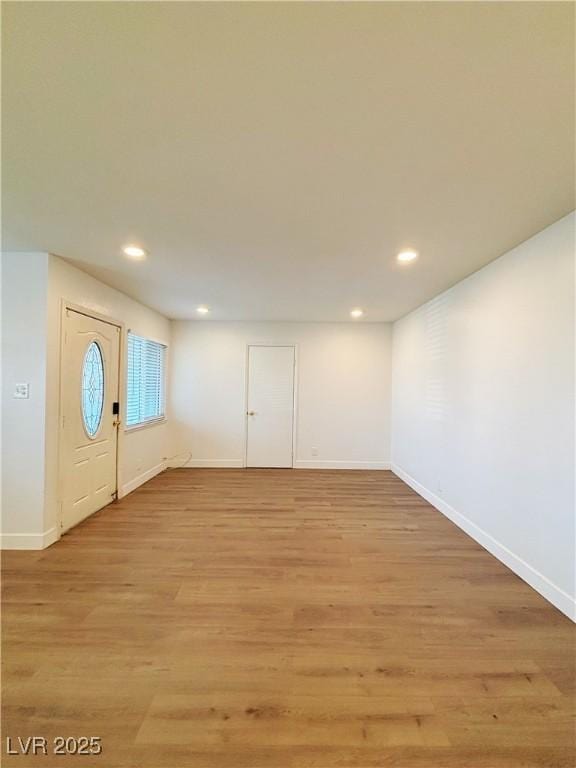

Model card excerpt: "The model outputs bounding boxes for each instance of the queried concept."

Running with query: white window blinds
[126,333,166,427]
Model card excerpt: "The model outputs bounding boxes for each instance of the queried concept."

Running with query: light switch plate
[14,383,30,399]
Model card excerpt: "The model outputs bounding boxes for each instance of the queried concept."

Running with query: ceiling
[3,2,574,322]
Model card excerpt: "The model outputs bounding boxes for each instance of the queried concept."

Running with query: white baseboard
[169,459,245,469]
[294,460,391,470]
[167,459,390,470]
[1,526,59,550]
[119,461,167,498]
[391,463,576,622]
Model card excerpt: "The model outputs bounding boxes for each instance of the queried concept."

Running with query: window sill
[124,418,167,434]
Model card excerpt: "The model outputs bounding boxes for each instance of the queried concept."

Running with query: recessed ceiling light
[122,244,146,260]
[196,306,210,315]
[350,308,364,319]
[397,249,418,264]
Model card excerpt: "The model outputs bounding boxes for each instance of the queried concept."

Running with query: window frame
[124,331,168,432]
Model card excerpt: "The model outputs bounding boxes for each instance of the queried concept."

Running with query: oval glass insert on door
[81,341,105,438]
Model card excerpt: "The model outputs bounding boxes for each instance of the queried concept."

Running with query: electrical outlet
[311,446,319,457]
[14,383,29,399]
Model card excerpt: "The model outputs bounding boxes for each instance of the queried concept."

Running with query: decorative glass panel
[82,342,105,438]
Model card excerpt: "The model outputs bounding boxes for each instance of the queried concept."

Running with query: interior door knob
[247,411,256,416]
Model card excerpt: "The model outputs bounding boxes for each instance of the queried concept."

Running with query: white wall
[1,252,171,547]
[391,213,575,619]
[1,253,51,547]
[170,321,392,469]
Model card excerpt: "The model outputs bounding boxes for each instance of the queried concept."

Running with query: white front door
[60,309,121,533]
[246,345,295,468]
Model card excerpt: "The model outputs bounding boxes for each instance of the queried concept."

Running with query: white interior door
[60,309,121,533]
[246,345,295,468]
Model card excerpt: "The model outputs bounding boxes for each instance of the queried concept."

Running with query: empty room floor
[2,469,574,768]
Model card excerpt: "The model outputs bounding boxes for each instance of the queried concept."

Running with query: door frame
[57,301,124,536]
[243,343,298,469]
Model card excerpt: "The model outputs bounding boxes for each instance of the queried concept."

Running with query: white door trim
[57,301,124,537]
[243,343,298,468]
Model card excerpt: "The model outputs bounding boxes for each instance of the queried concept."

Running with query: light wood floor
[2,469,575,767]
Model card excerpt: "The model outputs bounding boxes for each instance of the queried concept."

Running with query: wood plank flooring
[2,469,575,767]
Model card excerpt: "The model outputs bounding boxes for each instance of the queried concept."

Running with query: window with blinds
[126,333,167,427]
